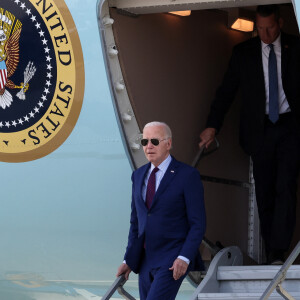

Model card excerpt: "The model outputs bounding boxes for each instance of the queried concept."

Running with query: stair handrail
[102,274,136,300]
[193,139,223,234]
[186,138,224,288]
[193,138,252,189]
[260,241,300,300]
[192,138,220,167]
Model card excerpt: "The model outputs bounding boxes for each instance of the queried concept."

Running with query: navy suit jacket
[124,157,206,274]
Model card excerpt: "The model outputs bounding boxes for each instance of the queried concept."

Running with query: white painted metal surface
[260,241,300,300]
[195,265,300,299]
[197,292,300,299]
[248,158,263,264]
[108,0,291,15]
[191,243,300,300]
[190,246,243,300]
[98,0,148,169]
[218,265,300,281]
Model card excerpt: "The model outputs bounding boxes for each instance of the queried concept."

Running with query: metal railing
[193,138,261,263]
[102,274,136,300]
[186,139,222,287]
[192,138,220,167]
[193,138,251,189]
[260,241,300,300]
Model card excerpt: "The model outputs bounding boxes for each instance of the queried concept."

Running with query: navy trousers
[138,254,190,300]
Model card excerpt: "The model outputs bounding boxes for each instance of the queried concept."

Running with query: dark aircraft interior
[107,3,300,264]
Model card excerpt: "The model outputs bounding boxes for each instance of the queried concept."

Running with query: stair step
[217,265,300,293]
[218,265,300,280]
[198,292,300,300]
[193,246,300,299]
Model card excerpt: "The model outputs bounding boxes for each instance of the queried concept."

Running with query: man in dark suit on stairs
[200,4,300,265]
[117,121,206,300]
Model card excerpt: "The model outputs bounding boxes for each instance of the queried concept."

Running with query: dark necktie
[146,167,159,209]
[268,44,279,123]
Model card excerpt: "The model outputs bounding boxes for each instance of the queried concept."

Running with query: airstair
[190,242,300,300]
[102,241,300,300]
[189,144,300,300]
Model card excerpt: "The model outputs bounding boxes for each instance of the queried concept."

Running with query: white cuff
[178,255,190,264]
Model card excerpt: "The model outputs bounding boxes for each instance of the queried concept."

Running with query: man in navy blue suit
[117,121,206,300]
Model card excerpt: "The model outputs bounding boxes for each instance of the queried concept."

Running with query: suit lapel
[136,163,151,209]
[151,157,179,208]
[281,33,290,80]
[251,38,265,84]
[247,38,266,107]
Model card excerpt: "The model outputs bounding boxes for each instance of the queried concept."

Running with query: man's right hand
[199,128,216,149]
[116,263,131,280]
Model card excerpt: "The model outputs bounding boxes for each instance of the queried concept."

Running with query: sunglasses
[140,138,168,146]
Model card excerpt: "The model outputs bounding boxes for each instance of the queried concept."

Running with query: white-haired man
[117,121,206,300]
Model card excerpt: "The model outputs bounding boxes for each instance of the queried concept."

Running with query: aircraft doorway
[98,1,300,264]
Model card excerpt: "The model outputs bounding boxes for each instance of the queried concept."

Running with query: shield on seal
[0,60,7,90]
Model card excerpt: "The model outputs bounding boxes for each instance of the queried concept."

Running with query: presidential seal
[0,0,84,162]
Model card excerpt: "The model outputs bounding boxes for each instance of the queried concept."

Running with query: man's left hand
[169,258,188,280]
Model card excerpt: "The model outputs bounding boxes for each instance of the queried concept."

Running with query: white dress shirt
[142,154,172,200]
[261,34,290,114]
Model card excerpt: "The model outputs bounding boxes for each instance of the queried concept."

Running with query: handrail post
[102,275,136,300]
[276,284,295,300]
[260,241,300,300]
[118,285,136,300]
[192,138,219,168]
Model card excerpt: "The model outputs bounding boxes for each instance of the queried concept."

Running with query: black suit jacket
[206,32,300,155]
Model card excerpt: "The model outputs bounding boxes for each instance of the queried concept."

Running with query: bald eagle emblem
[0,15,36,110]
